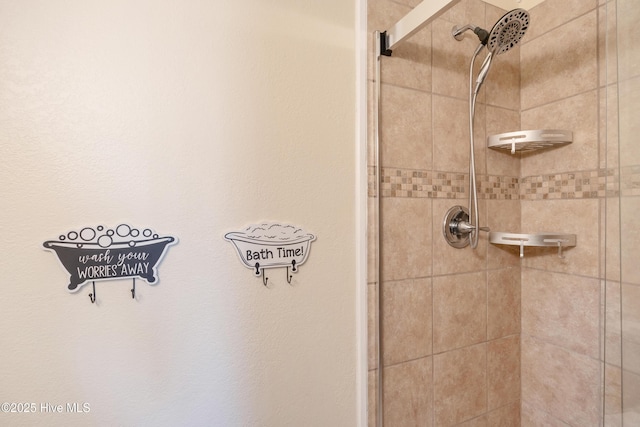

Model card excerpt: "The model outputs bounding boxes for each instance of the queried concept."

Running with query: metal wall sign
[225,222,316,286]
[43,224,177,303]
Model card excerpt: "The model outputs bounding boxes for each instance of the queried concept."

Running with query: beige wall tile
[381,278,432,366]
[523,0,597,47]
[433,271,487,352]
[521,90,599,177]
[521,11,598,110]
[600,85,619,171]
[605,281,622,367]
[622,370,640,425]
[486,401,521,427]
[599,2,618,87]
[618,76,640,168]
[380,197,432,281]
[473,103,488,175]
[622,283,640,347]
[616,0,640,81]
[604,197,621,282]
[487,335,521,410]
[522,269,600,358]
[521,336,601,426]
[604,363,622,427]
[433,94,473,174]
[380,84,433,170]
[521,199,600,278]
[488,268,521,339]
[521,400,570,427]
[434,343,487,426]
[383,357,433,426]
[458,414,487,426]
[624,286,640,323]
[441,0,485,26]
[380,24,432,92]
[621,197,640,285]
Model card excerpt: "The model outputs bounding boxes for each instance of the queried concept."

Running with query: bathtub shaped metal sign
[43,224,177,292]
[224,222,315,282]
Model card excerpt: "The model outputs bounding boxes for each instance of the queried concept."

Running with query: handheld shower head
[451,9,530,54]
[453,9,530,94]
[487,8,529,55]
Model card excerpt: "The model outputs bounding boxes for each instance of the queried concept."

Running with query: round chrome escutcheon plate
[443,205,470,249]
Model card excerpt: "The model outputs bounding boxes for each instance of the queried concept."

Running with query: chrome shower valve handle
[443,206,490,249]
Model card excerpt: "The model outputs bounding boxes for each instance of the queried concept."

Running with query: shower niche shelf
[489,231,576,258]
[488,129,573,154]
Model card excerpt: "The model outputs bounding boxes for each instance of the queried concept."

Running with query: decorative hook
[131,278,136,299]
[88,281,96,304]
[261,269,269,287]
[286,260,297,284]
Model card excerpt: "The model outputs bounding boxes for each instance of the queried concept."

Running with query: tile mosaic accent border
[380,168,468,199]
[520,169,619,199]
[368,167,630,200]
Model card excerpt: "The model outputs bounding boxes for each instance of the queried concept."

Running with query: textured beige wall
[0,1,360,426]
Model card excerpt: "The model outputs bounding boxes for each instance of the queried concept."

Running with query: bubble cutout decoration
[56,224,159,248]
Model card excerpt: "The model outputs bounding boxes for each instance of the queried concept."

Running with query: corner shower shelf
[487,129,573,154]
[489,232,577,259]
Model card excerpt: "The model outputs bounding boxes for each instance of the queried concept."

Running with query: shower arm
[452,24,490,45]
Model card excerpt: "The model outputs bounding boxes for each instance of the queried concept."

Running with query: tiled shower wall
[519,0,618,425]
[368,0,522,425]
[368,0,625,425]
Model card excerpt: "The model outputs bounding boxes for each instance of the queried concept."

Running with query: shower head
[451,9,529,55]
[487,8,529,55]
[452,9,530,95]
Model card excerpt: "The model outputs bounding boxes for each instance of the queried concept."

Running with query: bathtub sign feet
[43,224,177,301]
[225,222,315,287]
